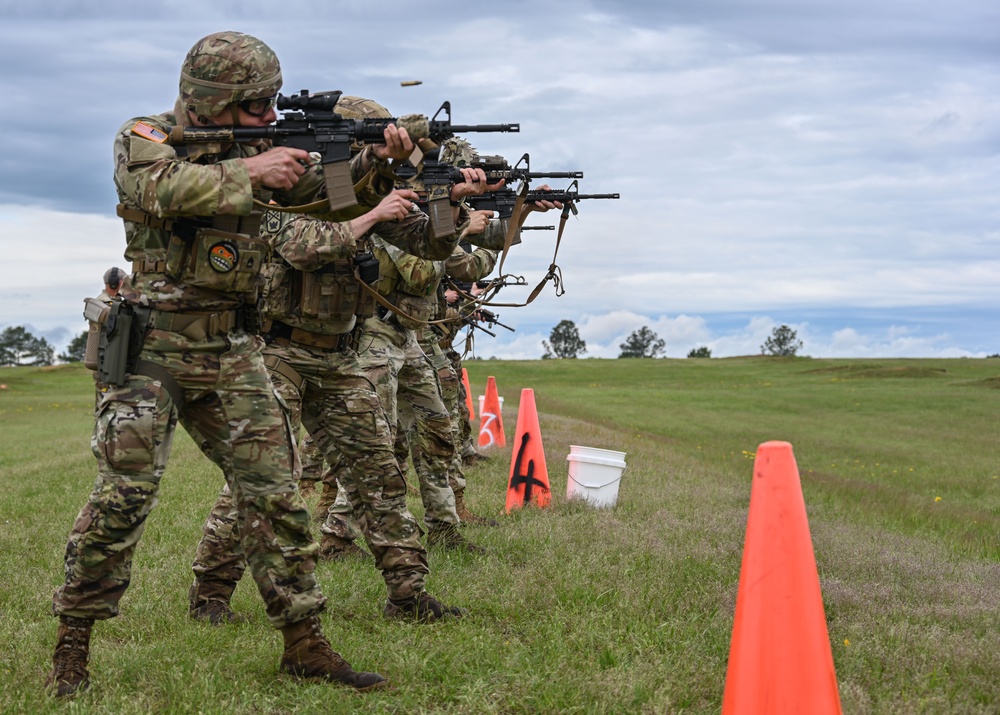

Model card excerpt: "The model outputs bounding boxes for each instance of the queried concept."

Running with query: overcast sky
[1,0,998,359]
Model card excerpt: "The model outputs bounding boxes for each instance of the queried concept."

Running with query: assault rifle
[167,89,519,213]
[462,180,620,219]
[453,280,493,292]
[394,152,583,239]
[462,307,514,337]
[472,153,583,185]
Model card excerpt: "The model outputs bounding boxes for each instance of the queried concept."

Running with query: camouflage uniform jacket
[458,214,515,251]
[376,241,497,332]
[260,204,463,335]
[113,99,382,313]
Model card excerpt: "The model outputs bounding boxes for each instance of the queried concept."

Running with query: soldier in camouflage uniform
[188,96,498,623]
[318,223,494,555]
[401,242,501,526]
[441,282,487,465]
[321,160,559,552]
[402,166,563,526]
[46,32,417,697]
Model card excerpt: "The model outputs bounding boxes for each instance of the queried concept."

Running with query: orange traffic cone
[505,388,551,512]
[462,368,475,421]
[478,375,506,448]
[722,441,842,714]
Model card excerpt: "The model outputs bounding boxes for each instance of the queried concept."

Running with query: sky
[1,0,998,360]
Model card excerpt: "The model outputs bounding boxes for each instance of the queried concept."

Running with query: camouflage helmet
[335,95,391,120]
[438,137,476,167]
[179,31,282,119]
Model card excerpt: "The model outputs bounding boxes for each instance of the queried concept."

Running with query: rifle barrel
[525,192,621,201]
[447,123,520,133]
[523,171,584,179]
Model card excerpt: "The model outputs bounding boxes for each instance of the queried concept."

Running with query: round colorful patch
[208,242,238,273]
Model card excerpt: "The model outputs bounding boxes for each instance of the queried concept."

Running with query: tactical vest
[119,199,270,298]
[371,237,446,330]
[259,209,376,325]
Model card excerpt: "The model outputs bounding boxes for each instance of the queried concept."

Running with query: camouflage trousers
[323,316,458,538]
[192,337,429,602]
[53,328,325,629]
[297,432,338,520]
[448,350,479,460]
[409,330,466,499]
[299,431,324,486]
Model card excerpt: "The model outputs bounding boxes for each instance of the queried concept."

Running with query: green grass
[1,358,998,714]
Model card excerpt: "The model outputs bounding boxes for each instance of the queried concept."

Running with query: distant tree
[542,320,587,359]
[687,346,712,358]
[761,324,803,357]
[0,326,55,366]
[619,326,665,358]
[59,330,89,363]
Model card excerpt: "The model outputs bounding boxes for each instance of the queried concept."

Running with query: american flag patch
[131,121,168,143]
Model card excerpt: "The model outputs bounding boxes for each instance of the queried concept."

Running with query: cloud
[1,3,998,359]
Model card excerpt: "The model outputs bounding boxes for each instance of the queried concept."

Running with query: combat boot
[190,599,249,625]
[189,580,248,625]
[426,523,486,554]
[383,592,468,622]
[45,615,92,698]
[311,481,338,524]
[462,451,486,466]
[279,616,387,690]
[319,533,368,560]
[454,492,500,527]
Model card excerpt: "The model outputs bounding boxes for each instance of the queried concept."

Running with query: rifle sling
[357,282,454,328]
[494,181,528,279]
[446,204,569,314]
[135,360,185,415]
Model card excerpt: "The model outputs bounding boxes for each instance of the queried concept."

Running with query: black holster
[97,302,149,387]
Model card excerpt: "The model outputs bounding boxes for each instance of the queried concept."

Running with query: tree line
[3,321,811,366]
[541,321,806,359]
[0,326,87,367]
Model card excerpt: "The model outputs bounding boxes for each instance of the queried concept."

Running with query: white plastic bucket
[477,395,503,418]
[566,445,627,508]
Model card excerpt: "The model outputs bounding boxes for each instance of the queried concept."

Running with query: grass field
[0,357,997,714]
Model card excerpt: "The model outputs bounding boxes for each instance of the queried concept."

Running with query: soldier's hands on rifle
[370,124,414,163]
[444,288,460,304]
[449,168,504,201]
[244,147,312,190]
[196,98,309,191]
[460,209,495,240]
[522,183,563,214]
[351,188,422,234]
